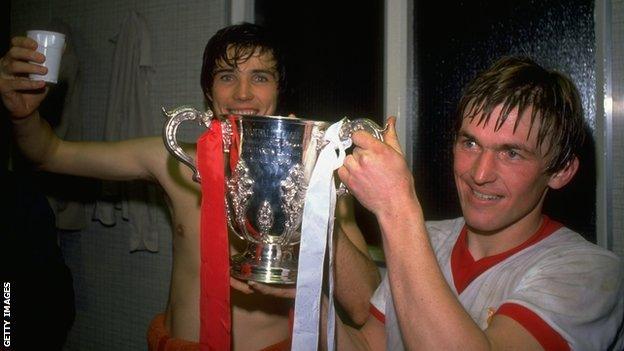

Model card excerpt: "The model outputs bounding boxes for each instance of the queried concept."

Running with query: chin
[465,222,501,235]
[462,210,505,234]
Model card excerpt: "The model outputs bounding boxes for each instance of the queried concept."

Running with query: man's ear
[548,156,579,190]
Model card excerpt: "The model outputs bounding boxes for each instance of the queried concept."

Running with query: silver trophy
[162,106,384,284]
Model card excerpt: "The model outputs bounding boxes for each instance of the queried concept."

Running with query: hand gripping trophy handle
[336,118,387,196]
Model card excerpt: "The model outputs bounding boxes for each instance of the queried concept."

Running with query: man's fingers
[341,154,358,171]
[8,46,45,64]
[337,164,350,185]
[0,78,46,94]
[3,59,47,77]
[349,116,403,155]
[230,277,253,294]
[350,130,381,149]
[11,36,38,50]
[230,278,297,298]
[337,155,358,192]
[248,281,296,299]
[383,116,404,155]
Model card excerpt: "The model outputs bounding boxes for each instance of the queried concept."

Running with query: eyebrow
[457,131,537,155]
[213,67,278,76]
[251,69,278,77]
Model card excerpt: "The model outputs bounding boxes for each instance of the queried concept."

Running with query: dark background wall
[256,0,597,244]
[255,0,384,122]
[255,0,385,244]
[413,0,597,242]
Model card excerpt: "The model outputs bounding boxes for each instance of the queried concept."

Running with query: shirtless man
[1,23,380,350]
[336,56,623,350]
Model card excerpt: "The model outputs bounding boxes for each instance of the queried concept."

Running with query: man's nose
[234,80,253,101]
[471,150,497,184]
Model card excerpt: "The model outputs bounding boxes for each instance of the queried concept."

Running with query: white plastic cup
[27,30,66,84]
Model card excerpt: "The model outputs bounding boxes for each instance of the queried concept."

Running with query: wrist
[375,194,425,238]
[374,189,422,220]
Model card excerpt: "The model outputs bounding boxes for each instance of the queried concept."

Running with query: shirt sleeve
[502,244,623,350]
[496,302,569,350]
[370,272,390,323]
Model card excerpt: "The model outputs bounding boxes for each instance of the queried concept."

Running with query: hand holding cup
[26,30,65,84]
[0,36,51,119]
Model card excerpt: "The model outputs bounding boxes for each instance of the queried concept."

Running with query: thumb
[383,116,403,155]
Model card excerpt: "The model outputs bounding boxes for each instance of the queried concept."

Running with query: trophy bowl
[162,106,383,284]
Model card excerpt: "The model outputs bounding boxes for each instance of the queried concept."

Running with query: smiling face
[453,105,574,238]
[206,47,279,116]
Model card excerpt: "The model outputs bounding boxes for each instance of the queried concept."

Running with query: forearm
[11,111,62,168]
[334,226,381,326]
[379,200,491,350]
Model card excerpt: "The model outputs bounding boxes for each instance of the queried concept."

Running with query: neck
[466,210,544,260]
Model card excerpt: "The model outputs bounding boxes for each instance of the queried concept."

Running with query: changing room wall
[10,1,226,350]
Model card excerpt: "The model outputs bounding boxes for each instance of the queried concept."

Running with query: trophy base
[230,243,297,284]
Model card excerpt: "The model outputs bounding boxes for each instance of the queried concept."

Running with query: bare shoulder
[123,136,174,180]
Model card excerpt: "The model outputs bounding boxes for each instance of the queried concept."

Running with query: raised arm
[338,118,545,350]
[1,36,52,164]
[1,36,162,182]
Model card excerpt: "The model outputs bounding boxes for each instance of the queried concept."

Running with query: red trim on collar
[497,303,570,351]
[370,304,386,324]
[451,216,563,294]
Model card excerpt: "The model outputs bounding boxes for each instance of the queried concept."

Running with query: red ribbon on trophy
[196,117,239,351]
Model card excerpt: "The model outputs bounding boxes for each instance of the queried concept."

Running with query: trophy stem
[230,243,298,284]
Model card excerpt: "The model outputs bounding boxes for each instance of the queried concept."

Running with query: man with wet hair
[0,22,379,351]
[334,56,623,350]
[200,23,288,108]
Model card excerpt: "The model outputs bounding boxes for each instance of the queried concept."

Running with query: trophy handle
[162,106,214,183]
[336,118,387,197]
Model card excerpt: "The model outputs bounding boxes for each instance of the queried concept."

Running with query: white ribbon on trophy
[291,120,349,351]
